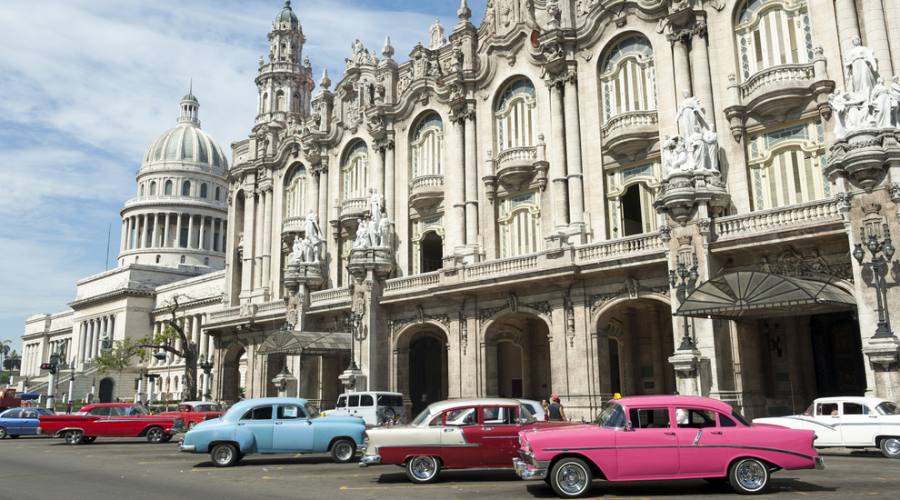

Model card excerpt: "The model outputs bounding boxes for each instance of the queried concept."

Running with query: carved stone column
[241,189,256,296]
[384,139,395,219]
[689,21,715,131]
[834,0,861,54]
[548,78,570,230]
[446,114,466,254]
[464,110,479,247]
[861,0,893,76]
[563,70,585,232]
[262,187,273,290]
[670,33,692,101]
[372,143,385,202]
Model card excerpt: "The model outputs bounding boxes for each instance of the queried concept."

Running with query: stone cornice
[68,287,156,309]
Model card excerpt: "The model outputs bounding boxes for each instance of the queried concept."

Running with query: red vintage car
[39,403,184,444]
[160,401,224,429]
[360,398,571,483]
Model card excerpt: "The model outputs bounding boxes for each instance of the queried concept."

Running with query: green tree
[0,340,11,384]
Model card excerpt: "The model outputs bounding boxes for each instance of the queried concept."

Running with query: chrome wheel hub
[410,457,436,480]
[736,460,766,491]
[884,438,900,456]
[334,442,353,461]
[556,463,588,495]
[213,446,233,465]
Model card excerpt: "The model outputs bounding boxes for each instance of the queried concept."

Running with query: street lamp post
[45,351,60,409]
[153,349,168,410]
[853,228,897,339]
[66,364,75,414]
[346,312,363,372]
[199,355,213,402]
[670,259,700,351]
[135,361,146,404]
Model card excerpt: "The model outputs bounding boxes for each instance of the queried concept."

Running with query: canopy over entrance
[675,271,855,319]
[256,329,351,356]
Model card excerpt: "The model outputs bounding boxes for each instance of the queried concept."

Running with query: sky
[0,0,487,352]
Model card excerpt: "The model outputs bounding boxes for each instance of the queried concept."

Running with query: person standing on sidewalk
[547,394,566,421]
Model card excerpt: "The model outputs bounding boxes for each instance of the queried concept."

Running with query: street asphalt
[1,436,899,500]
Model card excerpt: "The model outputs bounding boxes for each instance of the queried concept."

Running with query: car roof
[339,391,402,396]
[223,397,309,419]
[424,398,525,414]
[613,395,734,412]
[80,403,134,409]
[814,396,887,405]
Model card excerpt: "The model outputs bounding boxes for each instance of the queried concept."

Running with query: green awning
[675,271,856,319]
[256,329,351,355]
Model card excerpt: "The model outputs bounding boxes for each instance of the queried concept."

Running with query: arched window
[605,163,661,238]
[182,181,191,196]
[410,113,443,179]
[200,183,208,198]
[292,93,301,113]
[411,216,445,274]
[261,92,268,114]
[341,141,369,200]
[275,90,286,112]
[735,0,813,81]
[498,192,541,258]
[215,186,221,201]
[149,181,157,196]
[747,121,828,210]
[139,184,145,196]
[164,180,173,195]
[284,164,307,220]
[494,79,536,153]
[599,35,657,123]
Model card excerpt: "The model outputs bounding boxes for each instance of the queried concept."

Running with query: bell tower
[256,0,314,123]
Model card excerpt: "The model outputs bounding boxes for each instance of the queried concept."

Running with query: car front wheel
[330,438,356,463]
[405,456,440,483]
[0,427,7,439]
[549,457,592,498]
[64,430,84,445]
[145,427,165,443]
[880,437,900,458]
[729,458,769,494]
[210,443,240,467]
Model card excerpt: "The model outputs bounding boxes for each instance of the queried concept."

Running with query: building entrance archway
[99,377,115,403]
[596,299,675,397]
[221,343,246,403]
[484,313,551,400]
[396,328,448,417]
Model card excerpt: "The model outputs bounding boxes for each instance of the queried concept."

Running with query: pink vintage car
[514,395,824,497]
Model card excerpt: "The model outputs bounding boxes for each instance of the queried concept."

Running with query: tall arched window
[139,184,145,196]
[410,113,443,179]
[494,78,536,153]
[164,180,173,195]
[275,90,286,112]
[182,181,191,196]
[599,35,657,123]
[149,181,157,196]
[735,0,813,81]
[200,183,208,198]
[498,192,541,258]
[341,141,369,200]
[261,92,268,114]
[292,93,301,113]
[747,121,828,210]
[284,164,307,220]
[605,163,662,238]
[215,186,221,201]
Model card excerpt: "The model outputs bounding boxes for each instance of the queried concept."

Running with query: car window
[89,407,110,417]
[360,395,374,407]
[719,414,737,427]
[178,404,192,412]
[675,408,717,429]
[876,402,898,415]
[36,408,54,416]
[519,404,536,422]
[377,394,403,407]
[444,407,477,427]
[1,409,21,418]
[817,402,839,416]
[336,395,347,409]
[629,408,670,429]
[277,405,306,420]
[22,410,38,419]
[348,395,360,407]
[843,402,869,415]
[241,406,274,420]
[428,414,443,427]
[112,407,131,417]
[482,406,516,425]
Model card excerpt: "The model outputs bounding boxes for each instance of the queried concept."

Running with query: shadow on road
[376,469,522,484]
[819,450,883,459]
[521,478,836,497]
[192,455,340,468]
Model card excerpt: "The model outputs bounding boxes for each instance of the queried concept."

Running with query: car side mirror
[624,421,634,432]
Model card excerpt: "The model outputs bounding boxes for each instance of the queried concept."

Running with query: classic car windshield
[596,402,626,428]
[0,409,21,418]
[411,407,434,427]
[192,404,221,412]
[876,401,898,415]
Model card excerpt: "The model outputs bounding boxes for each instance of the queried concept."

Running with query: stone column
[861,0,894,76]
[123,217,130,250]
[140,214,149,248]
[690,25,716,131]
[563,72,585,228]
[242,191,256,294]
[163,213,170,248]
[78,322,87,365]
[671,34,693,102]
[446,117,466,251]
[385,142,395,219]
[317,166,329,239]
[175,213,183,248]
[885,0,900,74]
[86,320,94,359]
[254,192,265,288]
[464,113,479,245]
[151,213,160,247]
[549,80,570,230]
[119,220,127,253]
[835,0,861,54]
[187,214,195,249]
[199,215,206,251]
[372,145,385,199]
[263,188,273,288]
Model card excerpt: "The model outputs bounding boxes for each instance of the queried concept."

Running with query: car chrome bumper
[513,458,547,480]
[359,454,381,466]
[179,442,196,453]
[814,456,825,470]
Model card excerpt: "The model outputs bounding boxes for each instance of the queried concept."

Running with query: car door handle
[275,422,283,425]
[482,427,493,432]
[443,428,454,433]
[237,423,245,426]
[664,432,676,436]
[710,431,723,435]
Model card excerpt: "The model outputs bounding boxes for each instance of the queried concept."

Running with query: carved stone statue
[675,91,710,138]
[870,77,893,128]
[377,216,391,247]
[304,210,321,243]
[429,18,445,50]
[289,235,307,263]
[844,37,878,100]
[353,218,371,249]
[892,76,900,126]
[662,135,689,175]
[368,189,383,224]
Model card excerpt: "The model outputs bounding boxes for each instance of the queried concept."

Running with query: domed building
[118,93,229,269]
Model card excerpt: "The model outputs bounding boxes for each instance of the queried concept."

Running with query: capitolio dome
[141,92,228,171]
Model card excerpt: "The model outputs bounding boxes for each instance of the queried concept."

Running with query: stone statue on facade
[675,91,711,138]
[662,135,689,175]
[368,189,384,224]
[377,215,392,247]
[353,217,371,249]
[429,18,445,50]
[663,92,720,178]
[844,37,878,99]
[870,77,894,128]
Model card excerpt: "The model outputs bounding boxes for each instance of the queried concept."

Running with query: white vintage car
[753,396,900,458]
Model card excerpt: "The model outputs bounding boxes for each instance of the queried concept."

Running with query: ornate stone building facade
[20,0,900,418]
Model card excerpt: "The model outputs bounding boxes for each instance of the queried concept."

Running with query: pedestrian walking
[547,394,566,421]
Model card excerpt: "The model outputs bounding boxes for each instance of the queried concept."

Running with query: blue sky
[0,0,486,352]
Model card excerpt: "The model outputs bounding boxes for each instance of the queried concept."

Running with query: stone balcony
[339,196,368,223]
[408,174,444,211]
[282,216,304,236]
[600,110,659,160]
[710,198,845,249]
[724,56,834,141]
[483,146,549,199]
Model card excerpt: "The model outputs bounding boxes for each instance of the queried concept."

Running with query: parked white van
[324,391,405,427]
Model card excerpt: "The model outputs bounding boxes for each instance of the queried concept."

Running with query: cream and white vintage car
[753,396,900,458]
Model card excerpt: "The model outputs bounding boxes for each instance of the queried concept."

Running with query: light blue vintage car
[179,397,365,467]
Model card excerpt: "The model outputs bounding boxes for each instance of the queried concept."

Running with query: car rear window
[242,406,273,420]
[348,395,360,407]
[629,408,670,429]
[377,394,403,407]
[360,395,374,407]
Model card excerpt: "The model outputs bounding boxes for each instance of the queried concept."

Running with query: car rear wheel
[145,427,165,443]
[0,427,7,439]
[64,430,84,445]
[729,458,769,494]
[210,443,240,467]
[405,456,440,483]
[550,457,592,498]
[880,437,900,458]
[80,436,96,444]
[330,438,356,463]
